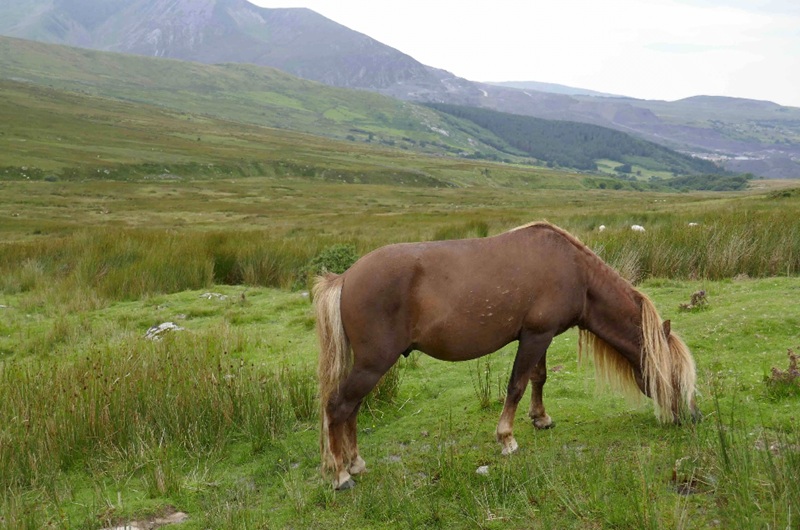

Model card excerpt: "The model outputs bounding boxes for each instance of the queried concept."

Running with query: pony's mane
[510,221,635,292]
[511,222,697,422]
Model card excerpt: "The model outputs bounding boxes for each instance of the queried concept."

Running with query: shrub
[306,244,359,276]
[764,348,800,400]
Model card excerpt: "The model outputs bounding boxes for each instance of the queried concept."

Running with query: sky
[249,0,800,107]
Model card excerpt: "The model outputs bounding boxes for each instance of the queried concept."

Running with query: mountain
[2,0,799,178]
[486,81,619,98]
[0,35,508,161]
[0,35,726,184]
[427,103,721,175]
[0,0,448,91]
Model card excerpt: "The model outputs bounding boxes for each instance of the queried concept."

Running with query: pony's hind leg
[496,331,554,455]
[325,359,398,489]
[528,353,554,429]
[343,404,367,475]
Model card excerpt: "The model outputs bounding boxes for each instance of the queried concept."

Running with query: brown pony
[314,222,698,490]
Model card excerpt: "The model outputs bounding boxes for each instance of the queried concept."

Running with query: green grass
[0,179,798,529]
[2,277,799,528]
[2,29,799,527]
[1,178,798,306]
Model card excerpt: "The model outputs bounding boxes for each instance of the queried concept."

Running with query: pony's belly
[415,326,517,362]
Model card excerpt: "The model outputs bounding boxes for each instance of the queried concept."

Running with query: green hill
[0,35,731,183]
[0,35,492,158]
[0,78,600,189]
[427,103,724,175]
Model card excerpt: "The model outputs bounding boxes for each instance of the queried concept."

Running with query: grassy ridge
[1,79,604,188]
[0,36,499,159]
[0,35,736,179]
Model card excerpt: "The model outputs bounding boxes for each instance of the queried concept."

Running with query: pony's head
[579,295,699,424]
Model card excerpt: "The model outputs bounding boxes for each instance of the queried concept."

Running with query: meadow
[1,175,800,529]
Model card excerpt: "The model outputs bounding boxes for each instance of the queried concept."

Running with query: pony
[313,222,698,490]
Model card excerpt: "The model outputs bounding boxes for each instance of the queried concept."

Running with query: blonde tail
[313,273,351,472]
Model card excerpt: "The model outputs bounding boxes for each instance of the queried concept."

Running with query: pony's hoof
[501,438,519,456]
[348,456,367,475]
[335,477,356,491]
[531,413,554,429]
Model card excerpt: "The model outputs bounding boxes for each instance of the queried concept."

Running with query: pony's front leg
[528,353,554,429]
[496,331,553,455]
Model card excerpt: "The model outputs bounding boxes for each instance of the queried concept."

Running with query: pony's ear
[662,320,671,338]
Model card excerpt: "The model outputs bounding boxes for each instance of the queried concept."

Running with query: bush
[302,244,360,292]
[764,348,800,400]
[305,244,359,276]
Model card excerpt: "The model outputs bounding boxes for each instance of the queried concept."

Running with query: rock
[144,322,185,341]
[476,465,489,475]
[200,292,227,300]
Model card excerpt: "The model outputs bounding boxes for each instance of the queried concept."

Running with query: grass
[1,92,799,526]
[1,178,798,305]
[0,179,798,529]
[2,31,799,527]
[1,277,799,528]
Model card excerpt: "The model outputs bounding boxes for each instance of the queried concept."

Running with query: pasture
[1,176,799,529]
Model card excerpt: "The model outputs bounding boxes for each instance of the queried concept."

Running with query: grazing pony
[314,222,698,490]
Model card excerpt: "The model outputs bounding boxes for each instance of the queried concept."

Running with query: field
[1,172,800,529]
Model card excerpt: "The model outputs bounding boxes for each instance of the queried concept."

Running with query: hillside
[0,0,445,91]
[0,35,496,159]
[1,78,615,190]
[2,1,798,178]
[428,103,722,175]
[0,36,726,181]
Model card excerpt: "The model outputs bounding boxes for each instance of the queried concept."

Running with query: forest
[426,102,724,175]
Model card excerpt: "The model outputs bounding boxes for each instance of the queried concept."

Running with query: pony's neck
[579,261,644,369]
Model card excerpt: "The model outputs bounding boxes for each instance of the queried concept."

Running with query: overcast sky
[250,0,800,107]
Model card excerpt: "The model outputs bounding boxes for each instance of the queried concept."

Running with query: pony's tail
[640,295,697,423]
[313,273,350,472]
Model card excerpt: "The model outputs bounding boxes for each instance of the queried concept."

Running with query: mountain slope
[0,0,444,91]
[2,0,798,178]
[428,103,722,175]
[0,77,613,190]
[3,35,725,179]
[0,35,498,158]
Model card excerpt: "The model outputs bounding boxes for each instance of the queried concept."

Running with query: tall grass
[583,210,800,281]
[2,209,798,306]
[0,328,317,492]
[0,229,344,303]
